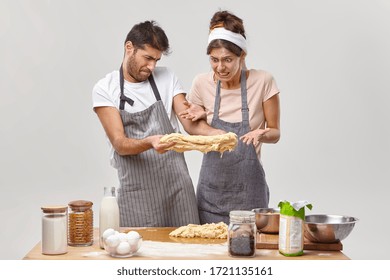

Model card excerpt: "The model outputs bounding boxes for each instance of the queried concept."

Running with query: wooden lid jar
[68,200,93,247]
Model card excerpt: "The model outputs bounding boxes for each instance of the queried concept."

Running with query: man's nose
[147,60,157,72]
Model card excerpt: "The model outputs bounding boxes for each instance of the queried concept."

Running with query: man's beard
[126,54,151,82]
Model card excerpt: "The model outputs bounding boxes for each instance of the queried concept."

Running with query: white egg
[127,230,140,239]
[102,228,116,241]
[130,239,141,252]
[117,232,128,242]
[116,241,131,255]
[104,245,117,254]
[126,238,137,247]
[105,234,120,248]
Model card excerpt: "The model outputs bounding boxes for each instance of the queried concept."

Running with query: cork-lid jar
[68,200,93,247]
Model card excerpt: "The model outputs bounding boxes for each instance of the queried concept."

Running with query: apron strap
[212,80,222,122]
[148,74,162,101]
[213,69,249,124]
[240,69,250,126]
[119,64,134,110]
[119,64,162,110]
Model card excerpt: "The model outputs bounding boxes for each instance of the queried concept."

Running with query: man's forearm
[112,136,153,156]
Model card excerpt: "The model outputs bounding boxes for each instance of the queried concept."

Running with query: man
[92,21,215,227]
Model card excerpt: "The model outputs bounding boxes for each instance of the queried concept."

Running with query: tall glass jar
[68,200,93,246]
[41,205,68,255]
[228,210,256,257]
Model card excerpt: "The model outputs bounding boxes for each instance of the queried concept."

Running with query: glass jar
[68,200,93,246]
[41,205,68,255]
[228,210,256,257]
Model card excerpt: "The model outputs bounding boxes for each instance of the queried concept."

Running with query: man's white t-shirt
[92,66,185,167]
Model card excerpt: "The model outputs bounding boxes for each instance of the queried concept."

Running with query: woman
[180,10,281,224]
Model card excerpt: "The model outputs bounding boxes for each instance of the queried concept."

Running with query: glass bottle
[68,200,93,246]
[41,205,68,255]
[228,210,256,257]
[99,187,120,249]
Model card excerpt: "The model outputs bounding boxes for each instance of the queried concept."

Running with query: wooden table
[23,227,349,260]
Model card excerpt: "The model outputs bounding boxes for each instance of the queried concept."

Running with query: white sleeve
[168,68,186,97]
[92,79,116,109]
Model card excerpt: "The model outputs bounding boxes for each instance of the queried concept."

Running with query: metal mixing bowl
[252,208,280,233]
[304,214,358,243]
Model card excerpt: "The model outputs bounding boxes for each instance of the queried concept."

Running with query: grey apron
[197,70,269,224]
[115,65,200,227]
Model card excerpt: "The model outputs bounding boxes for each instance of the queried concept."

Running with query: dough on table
[159,132,237,154]
[169,222,228,239]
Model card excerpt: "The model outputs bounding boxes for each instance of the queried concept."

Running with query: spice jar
[68,200,93,246]
[228,210,256,257]
[41,205,68,255]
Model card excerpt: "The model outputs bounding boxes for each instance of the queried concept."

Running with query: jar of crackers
[68,200,93,246]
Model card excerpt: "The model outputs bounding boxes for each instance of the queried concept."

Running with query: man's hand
[148,135,176,154]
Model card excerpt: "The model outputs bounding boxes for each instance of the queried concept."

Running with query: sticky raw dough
[159,132,237,154]
[169,222,228,239]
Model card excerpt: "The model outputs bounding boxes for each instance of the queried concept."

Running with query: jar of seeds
[228,210,256,257]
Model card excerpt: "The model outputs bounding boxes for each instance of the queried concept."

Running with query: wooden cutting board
[256,233,343,251]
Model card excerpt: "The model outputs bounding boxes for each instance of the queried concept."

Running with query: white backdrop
[1,0,389,260]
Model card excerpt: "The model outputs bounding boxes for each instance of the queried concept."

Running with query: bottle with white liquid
[99,187,120,249]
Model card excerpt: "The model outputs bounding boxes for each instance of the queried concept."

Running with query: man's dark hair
[125,20,170,55]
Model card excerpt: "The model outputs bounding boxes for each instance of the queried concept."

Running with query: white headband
[208,27,247,53]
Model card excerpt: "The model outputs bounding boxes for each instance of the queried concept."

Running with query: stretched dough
[169,222,228,239]
[160,132,237,154]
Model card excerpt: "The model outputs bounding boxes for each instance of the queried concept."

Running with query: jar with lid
[68,200,93,246]
[41,205,68,255]
[228,210,256,257]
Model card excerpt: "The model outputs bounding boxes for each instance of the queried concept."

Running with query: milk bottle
[99,187,120,249]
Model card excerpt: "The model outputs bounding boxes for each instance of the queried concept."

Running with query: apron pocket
[202,180,245,192]
[197,181,245,214]
[120,183,142,192]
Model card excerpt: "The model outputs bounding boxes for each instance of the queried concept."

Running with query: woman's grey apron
[115,65,200,227]
[197,70,269,224]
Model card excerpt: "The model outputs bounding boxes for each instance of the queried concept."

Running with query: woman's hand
[240,128,271,146]
[178,100,207,121]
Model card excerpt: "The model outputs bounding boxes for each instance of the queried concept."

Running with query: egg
[105,234,120,248]
[102,228,116,241]
[104,244,117,254]
[116,241,131,255]
[117,232,128,242]
[127,230,140,239]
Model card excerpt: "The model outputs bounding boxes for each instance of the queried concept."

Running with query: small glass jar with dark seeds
[228,210,256,257]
